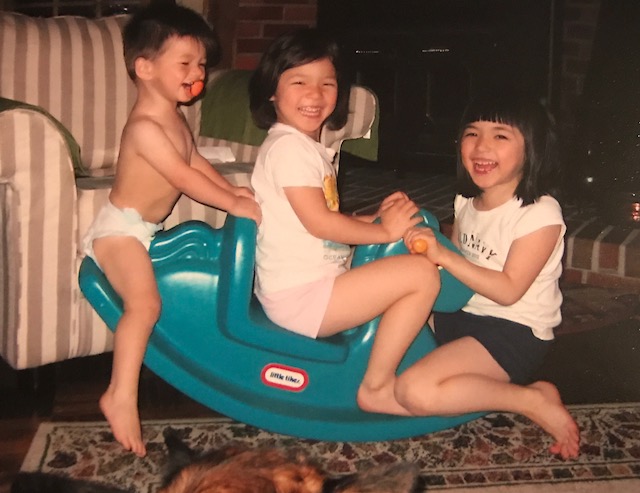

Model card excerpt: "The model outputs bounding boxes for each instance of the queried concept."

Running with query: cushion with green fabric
[199,70,379,161]
[199,70,267,147]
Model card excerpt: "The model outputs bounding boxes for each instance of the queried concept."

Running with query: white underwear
[82,201,163,270]
[256,276,336,339]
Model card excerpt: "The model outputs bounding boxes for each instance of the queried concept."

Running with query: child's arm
[285,187,422,245]
[190,149,254,198]
[351,191,412,223]
[405,224,562,305]
[133,120,260,223]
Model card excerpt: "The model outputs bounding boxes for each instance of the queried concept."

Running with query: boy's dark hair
[123,3,220,81]
[456,91,561,205]
[249,28,350,131]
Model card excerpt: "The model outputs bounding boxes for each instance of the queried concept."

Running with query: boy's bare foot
[526,381,580,459]
[357,380,412,416]
[99,388,146,457]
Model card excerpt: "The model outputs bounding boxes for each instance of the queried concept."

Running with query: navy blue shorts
[432,311,553,385]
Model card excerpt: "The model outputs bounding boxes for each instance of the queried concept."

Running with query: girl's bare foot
[99,388,146,457]
[357,380,412,416]
[527,381,580,459]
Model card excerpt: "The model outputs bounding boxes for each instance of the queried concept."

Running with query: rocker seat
[78,211,480,441]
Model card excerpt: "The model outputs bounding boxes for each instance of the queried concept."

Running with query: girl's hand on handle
[404,227,441,262]
[376,191,410,216]
[379,197,421,242]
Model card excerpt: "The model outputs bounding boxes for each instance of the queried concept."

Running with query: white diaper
[82,201,163,269]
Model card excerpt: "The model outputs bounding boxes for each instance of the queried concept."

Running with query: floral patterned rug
[21,403,640,492]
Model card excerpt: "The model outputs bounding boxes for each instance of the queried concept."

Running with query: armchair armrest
[322,85,379,161]
[0,97,84,174]
[0,98,81,369]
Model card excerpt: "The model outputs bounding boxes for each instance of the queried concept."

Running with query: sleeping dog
[12,428,422,492]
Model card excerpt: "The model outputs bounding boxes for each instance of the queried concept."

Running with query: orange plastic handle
[412,238,428,253]
[190,80,205,97]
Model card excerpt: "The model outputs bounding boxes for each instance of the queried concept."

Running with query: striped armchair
[0,12,378,370]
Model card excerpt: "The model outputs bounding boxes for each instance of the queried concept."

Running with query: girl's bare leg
[319,254,440,416]
[93,237,161,457]
[395,337,580,459]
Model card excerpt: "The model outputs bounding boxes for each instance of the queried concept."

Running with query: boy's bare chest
[162,118,193,160]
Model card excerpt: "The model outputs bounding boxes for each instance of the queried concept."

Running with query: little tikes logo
[261,363,308,392]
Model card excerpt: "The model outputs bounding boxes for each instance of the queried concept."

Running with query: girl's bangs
[460,93,527,129]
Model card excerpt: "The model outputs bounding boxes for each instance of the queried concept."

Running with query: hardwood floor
[0,356,215,493]
[0,417,40,493]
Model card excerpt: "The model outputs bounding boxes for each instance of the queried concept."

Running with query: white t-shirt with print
[251,123,351,295]
[455,194,566,341]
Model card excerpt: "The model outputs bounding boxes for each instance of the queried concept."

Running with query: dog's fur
[12,428,421,493]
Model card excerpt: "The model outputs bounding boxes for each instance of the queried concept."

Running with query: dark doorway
[319,0,562,174]
[566,0,640,226]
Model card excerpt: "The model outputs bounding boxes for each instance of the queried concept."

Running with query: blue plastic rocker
[78,209,480,442]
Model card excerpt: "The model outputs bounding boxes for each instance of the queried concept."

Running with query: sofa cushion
[0,96,83,174]
[199,70,267,146]
[0,13,133,174]
[0,12,202,178]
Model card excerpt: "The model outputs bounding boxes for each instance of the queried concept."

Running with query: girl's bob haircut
[249,28,350,131]
[456,91,561,205]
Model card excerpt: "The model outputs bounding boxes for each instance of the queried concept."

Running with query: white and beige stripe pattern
[322,85,377,172]
[0,106,79,368]
[0,13,135,175]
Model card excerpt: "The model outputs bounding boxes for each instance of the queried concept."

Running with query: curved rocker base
[79,211,480,441]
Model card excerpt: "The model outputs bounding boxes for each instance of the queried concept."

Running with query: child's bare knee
[146,296,162,322]
[125,296,161,325]
[411,256,440,292]
[395,375,436,415]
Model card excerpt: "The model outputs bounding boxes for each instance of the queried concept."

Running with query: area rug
[20,403,640,492]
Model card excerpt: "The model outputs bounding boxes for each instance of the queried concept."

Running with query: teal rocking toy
[79,209,479,441]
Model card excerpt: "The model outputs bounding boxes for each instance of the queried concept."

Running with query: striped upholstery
[0,13,200,175]
[0,13,133,174]
[0,12,378,369]
[0,107,79,368]
[322,85,377,172]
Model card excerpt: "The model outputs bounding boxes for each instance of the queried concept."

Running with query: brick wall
[233,0,317,69]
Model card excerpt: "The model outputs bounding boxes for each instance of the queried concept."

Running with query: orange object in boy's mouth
[190,80,204,97]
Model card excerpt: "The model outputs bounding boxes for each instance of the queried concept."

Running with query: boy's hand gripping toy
[79,209,476,442]
[190,80,205,97]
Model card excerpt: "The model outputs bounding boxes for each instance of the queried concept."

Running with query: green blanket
[199,70,267,147]
[199,70,379,161]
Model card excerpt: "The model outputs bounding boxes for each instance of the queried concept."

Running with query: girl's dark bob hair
[123,3,220,81]
[456,91,561,206]
[249,28,350,131]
